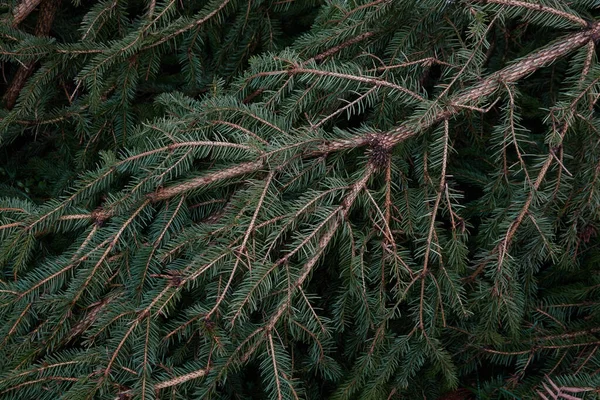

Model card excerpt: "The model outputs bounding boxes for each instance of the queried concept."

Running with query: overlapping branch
[148,21,600,203]
[472,0,588,27]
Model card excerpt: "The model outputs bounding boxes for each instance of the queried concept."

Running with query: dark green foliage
[1,0,600,399]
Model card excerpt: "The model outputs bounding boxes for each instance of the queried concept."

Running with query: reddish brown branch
[12,0,44,27]
[4,0,61,110]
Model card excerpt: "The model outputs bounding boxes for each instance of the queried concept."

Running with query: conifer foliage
[1,0,600,398]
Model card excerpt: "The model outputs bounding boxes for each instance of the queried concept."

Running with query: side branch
[148,160,264,202]
[249,67,425,102]
[4,0,61,109]
[155,367,208,390]
[265,165,374,331]
[306,31,376,63]
[381,20,600,149]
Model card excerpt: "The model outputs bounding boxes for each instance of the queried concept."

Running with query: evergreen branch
[501,81,533,186]
[17,237,112,300]
[136,248,235,327]
[307,31,376,63]
[142,0,232,51]
[469,45,597,283]
[69,200,151,305]
[28,166,117,232]
[537,376,596,400]
[4,2,600,397]
[367,57,455,72]
[1,376,79,394]
[314,87,377,129]
[4,0,61,109]
[379,21,600,150]
[472,0,588,27]
[140,316,151,398]
[267,332,285,400]
[104,316,140,378]
[81,0,119,40]
[494,40,597,270]
[120,139,256,163]
[135,196,186,295]
[0,302,31,349]
[146,22,600,204]
[76,0,182,82]
[574,346,598,375]
[54,48,105,55]
[230,186,349,326]
[419,119,450,331]
[438,15,498,100]
[262,186,348,263]
[86,310,136,345]
[338,0,393,22]
[65,295,115,342]
[163,314,202,342]
[299,288,327,334]
[0,360,82,383]
[147,0,157,19]
[206,172,274,319]
[265,165,374,332]
[148,160,264,202]
[200,107,287,135]
[210,120,269,145]
[154,367,208,390]
[249,66,425,102]
[481,341,600,354]
[0,221,26,231]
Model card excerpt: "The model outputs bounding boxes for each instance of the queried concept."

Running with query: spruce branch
[248,66,425,102]
[75,0,230,86]
[374,21,600,151]
[134,196,186,295]
[205,172,274,319]
[470,39,599,281]
[148,22,600,203]
[4,0,61,109]
[1,376,79,394]
[338,0,393,22]
[314,87,377,129]
[80,0,120,41]
[307,31,376,63]
[265,165,374,332]
[367,57,455,72]
[70,200,151,305]
[3,2,600,397]
[141,0,232,51]
[471,0,588,27]
[15,236,112,301]
[500,81,533,186]
[536,376,596,400]
[437,14,499,100]
[419,119,450,331]
[147,160,265,202]
[154,367,208,390]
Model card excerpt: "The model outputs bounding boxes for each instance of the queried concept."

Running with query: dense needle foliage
[1,0,600,398]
